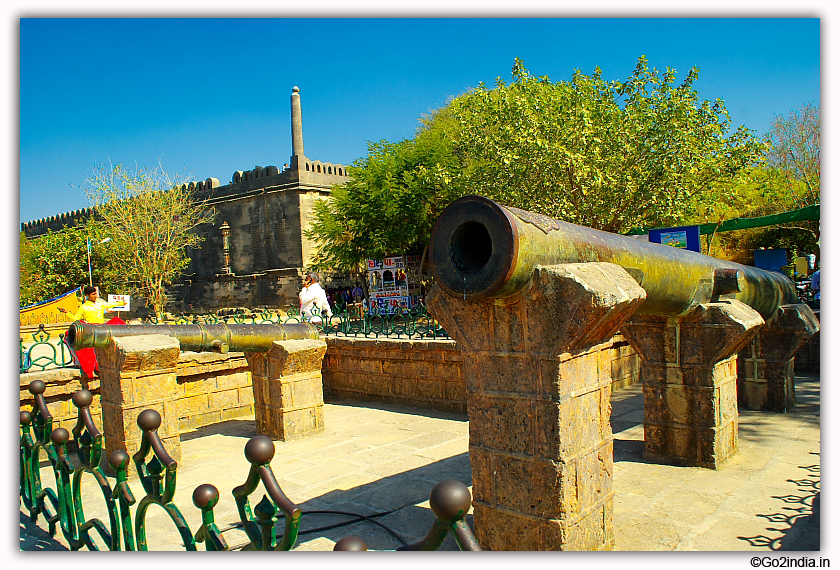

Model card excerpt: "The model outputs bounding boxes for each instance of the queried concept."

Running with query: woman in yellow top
[60,285,126,377]
[70,286,125,323]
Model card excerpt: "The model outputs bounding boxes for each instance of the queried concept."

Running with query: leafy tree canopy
[688,103,820,264]
[763,102,820,210]
[306,110,465,273]
[82,162,215,318]
[453,57,767,233]
[308,57,767,271]
[19,219,125,308]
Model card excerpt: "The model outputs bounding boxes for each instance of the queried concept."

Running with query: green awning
[626,204,820,236]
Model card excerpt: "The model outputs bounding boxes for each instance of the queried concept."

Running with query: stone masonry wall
[20,369,102,433]
[168,269,304,314]
[20,352,253,435]
[174,352,253,432]
[21,334,641,434]
[321,334,640,414]
[322,337,467,414]
[609,335,640,390]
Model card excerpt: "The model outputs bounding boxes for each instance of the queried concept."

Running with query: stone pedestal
[245,339,327,440]
[621,301,763,469]
[427,262,646,551]
[738,303,819,412]
[97,335,182,470]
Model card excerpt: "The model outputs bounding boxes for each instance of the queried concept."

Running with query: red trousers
[74,317,125,378]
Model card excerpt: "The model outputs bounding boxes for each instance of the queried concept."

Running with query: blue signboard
[648,226,701,253]
[753,249,788,274]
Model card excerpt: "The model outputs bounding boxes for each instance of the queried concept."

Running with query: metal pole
[86,238,93,286]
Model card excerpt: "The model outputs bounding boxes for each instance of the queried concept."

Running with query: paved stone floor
[20,371,820,552]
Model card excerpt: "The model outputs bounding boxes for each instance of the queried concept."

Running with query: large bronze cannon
[66,321,320,353]
[429,195,796,319]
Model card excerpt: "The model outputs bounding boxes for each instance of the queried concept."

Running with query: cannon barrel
[66,322,320,353]
[429,195,796,319]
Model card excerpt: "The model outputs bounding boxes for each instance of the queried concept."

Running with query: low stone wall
[20,351,254,434]
[175,352,253,432]
[609,335,640,390]
[321,334,640,414]
[323,337,466,413]
[20,334,642,433]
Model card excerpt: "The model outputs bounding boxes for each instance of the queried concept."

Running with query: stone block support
[245,338,327,440]
[621,301,764,469]
[97,335,182,471]
[738,303,819,412]
[427,262,646,551]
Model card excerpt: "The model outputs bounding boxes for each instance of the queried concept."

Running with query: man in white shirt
[299,272,332,324]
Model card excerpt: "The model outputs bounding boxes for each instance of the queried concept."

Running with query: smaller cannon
[66,322,320,354]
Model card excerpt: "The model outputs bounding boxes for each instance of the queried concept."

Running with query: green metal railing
[20,311,75,328]
[20,324,76,374]
[19,304,449,375]
[169,303,450,341]
[19,381,480,551]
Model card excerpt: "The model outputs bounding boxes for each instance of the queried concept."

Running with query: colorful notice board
[366,255,422,314]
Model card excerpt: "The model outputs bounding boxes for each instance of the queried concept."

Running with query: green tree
[451,57,766,234]
[308,57,766,270]
[20,231,39,306]
[761,102,820,259]
[82,162,215,319]
[306,110,465,274]
[687,103,820,264]
[689,165,819,265]
[764,102,820,209]
[19,219,125,307]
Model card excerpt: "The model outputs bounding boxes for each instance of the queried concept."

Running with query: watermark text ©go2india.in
[752,557,829,568]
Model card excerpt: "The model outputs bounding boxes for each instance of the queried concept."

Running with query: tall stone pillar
[290,86,304,159]
[621,301,763,469]
[737,304,819,412]
[245,339,327,441]
[427,262,646,551]
[97,335,182,469]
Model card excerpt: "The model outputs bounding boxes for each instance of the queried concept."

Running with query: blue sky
[18,17,820,226]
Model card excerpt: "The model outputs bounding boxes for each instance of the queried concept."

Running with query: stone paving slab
[610,372,820,552]
[20,372,820,552]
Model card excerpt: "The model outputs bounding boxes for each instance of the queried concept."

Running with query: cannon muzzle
[66,322,320,353]
[429,196,796,319]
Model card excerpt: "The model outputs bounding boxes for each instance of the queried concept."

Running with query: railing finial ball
[20,410,32,426]
[72,389,93,408]
[50,427,70,445]
[244,435,275,465]
[137,409,162,431]
[192,483,220,509]
[429,479,472,523]
[333,536,368,551]
[28,379,46,395]
[109,449,129,470]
